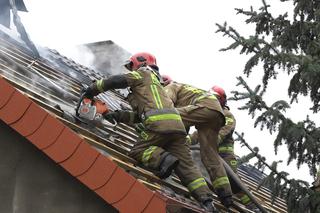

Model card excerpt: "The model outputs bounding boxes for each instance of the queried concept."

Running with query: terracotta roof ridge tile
[95,166,137,204]
[77,154,118,190]
[27,116,66,150]
[60,141,100,177]
[0,77,16,109]
[11,102,48,137]
[42,127,83,163]
[0,90,32,124]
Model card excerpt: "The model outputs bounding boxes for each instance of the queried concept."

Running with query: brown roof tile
[142,193,167,213]
[96,167,136,204]
[114,181,154,213]
[43,127,82,163]
[27,114,65,149]
[77,154,118,190]
[11,102,47,136]
[60,141,100,176]
[0,77,16,108]
[0,90,31,124]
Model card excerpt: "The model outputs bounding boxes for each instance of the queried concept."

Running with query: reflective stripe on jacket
[165,82,224,115]
[125,67,186,135]
[218,107,236,145]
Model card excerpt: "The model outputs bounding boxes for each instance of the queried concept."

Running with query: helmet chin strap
[145,65,161,81]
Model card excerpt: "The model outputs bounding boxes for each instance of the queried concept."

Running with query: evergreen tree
[216,0,320,212]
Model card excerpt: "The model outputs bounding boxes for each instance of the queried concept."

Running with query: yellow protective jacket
[93,67,186,135]
[189,106,236,151]
[218,106,236,152]
[165,82,224,115]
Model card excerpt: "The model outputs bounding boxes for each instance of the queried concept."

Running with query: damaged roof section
[0,27,287,213]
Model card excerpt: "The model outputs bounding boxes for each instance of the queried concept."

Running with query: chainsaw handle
[102,118,118,129]
[75,93,86,116]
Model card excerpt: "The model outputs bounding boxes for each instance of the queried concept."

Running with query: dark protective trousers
[177,105,233,198]
[129,131,212,200]
[220,150,252,205]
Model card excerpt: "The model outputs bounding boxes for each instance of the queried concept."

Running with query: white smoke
[57,45,96,71]
[57,41,131,77]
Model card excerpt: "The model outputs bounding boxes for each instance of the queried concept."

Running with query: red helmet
[161,74,173,86]
[124,52,157,71]
[210,85,227,106]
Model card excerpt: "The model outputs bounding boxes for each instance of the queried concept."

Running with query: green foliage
[230,77,320,176]
[231,77,320,211]
[236,132,319,212]
[217,0,320,212]
[216,0,320,112]
[229,76,266,118]
[237,148,258,165]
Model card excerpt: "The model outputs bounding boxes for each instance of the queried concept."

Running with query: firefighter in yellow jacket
[164,79,233,208]
[190,85,261,212]
[80,52,218,212]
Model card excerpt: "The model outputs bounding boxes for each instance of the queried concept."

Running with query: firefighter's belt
[144,108,182,123]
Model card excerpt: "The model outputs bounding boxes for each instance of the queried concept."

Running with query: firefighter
[190,85,261,212]
[161,74,172,86]
[80,52,218,212]
[164,79,233,209]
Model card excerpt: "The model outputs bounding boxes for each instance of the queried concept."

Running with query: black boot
[157,152,179,179]
[216,188,233,209]
[220,195,233,209]
[246,202,263,213]
[201,198,219,213]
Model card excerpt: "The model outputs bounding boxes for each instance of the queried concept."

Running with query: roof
[0,77,204,213]
[0,119,118,213]
[0,27,288,213]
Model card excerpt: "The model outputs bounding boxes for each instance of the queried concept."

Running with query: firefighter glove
[103,111,121,124]
[81,86,96,100]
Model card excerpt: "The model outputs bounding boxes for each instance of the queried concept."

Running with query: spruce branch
[238,148,259,165]
[231,77,320,175]
[235,132,319,212]
[217,0,320,211]
[216,0,320,112]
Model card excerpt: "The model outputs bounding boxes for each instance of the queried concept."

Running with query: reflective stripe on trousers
[187,177,208,192]
[212,176,230,188]
[218,146,233,153]
[141,146,158,164]
[240,194,251,205]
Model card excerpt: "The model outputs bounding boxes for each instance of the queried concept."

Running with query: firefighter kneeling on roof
[79,52,218,212]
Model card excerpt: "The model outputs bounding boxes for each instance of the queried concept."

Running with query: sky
[15,0,318,183]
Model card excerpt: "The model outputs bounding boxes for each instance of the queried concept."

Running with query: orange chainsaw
[76,97,117,128]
